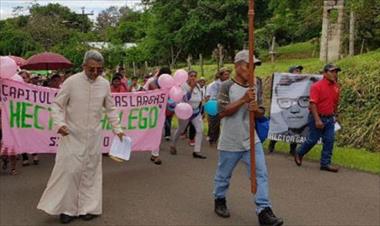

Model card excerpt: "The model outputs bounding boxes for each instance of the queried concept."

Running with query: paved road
[1,138,379,226]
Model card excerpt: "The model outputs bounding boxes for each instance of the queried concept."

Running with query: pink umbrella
[9,56,26,66]
[21,52,73,70]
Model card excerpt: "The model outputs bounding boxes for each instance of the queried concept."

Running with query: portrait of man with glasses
[268,73,320,144]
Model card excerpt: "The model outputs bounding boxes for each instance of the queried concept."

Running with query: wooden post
[270,36,276,63]
[133,62,136,77]
[349,9,355,56]
[145,61,149,75]
[248,0,257,194]
[218,44,224,68]
[199,54,204,77]
[187,54,192,71]
[360,39,365,54]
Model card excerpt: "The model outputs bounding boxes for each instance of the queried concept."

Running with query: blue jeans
[297,115,335,167]
[213,142,271,214]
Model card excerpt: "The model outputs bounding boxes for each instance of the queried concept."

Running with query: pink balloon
[0,56,18,79]
[175,103,193,120]
[169,86,185,103]
[158,73,175,89]
[174,69,188,86]
[10,74,24,83]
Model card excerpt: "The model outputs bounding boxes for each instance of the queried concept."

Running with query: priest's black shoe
[214,198,230,218]
[193,152,207,159]
[258,207,283,226]
[59,214,75,224]
[80,214,98,221]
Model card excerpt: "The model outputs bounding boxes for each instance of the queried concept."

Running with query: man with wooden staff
[213,50,283,226]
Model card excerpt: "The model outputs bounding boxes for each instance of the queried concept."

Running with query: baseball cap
[323,64,341,72]
[234,50,261,66]
[288,65,304,73]
[198,77,206,81]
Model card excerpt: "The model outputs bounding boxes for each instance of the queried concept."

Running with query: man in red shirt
[294,64,341,172]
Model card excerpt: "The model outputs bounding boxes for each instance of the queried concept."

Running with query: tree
[0,27,43,56]
[96,6,121,39]
[349,0,380,52]
[29,3,93,32]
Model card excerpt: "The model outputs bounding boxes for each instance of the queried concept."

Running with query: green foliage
[50,33,92,71]
[263,141,380,174]
[335,51,380,150]
[350,0,380,51]
[133,0,266,65]
[29,3,92,32]
[1,0,379,72]
[0,25,43,56]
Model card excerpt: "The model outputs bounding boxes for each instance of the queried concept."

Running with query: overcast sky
[0,0,142,21]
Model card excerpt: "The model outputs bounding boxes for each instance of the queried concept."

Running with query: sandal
[150,156,162,165]
[10,169,17,175]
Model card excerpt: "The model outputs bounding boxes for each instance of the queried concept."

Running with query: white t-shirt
[182,83,203,110]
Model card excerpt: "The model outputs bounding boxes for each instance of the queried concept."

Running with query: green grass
[261,41,317,61]
[277,41,315,56]
[172,116,380,174]
[263,140,380,174]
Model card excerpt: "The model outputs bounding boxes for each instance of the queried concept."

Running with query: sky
[0,0,142,21]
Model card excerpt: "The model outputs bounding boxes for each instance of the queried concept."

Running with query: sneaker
[165,136,171,141]
[192,152,206,159]
[189,139,195,146]
[214,198,230,218]
[258,207,283,226]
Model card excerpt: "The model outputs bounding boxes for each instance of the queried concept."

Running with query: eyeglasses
[87,66,104,74]
[277,96,309,109]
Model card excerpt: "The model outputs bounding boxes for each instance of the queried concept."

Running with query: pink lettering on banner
[0,79,168,153]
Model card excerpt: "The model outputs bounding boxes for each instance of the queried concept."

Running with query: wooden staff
[248,0,257,194]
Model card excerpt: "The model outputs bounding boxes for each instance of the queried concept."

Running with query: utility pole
[79,7,93,33]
